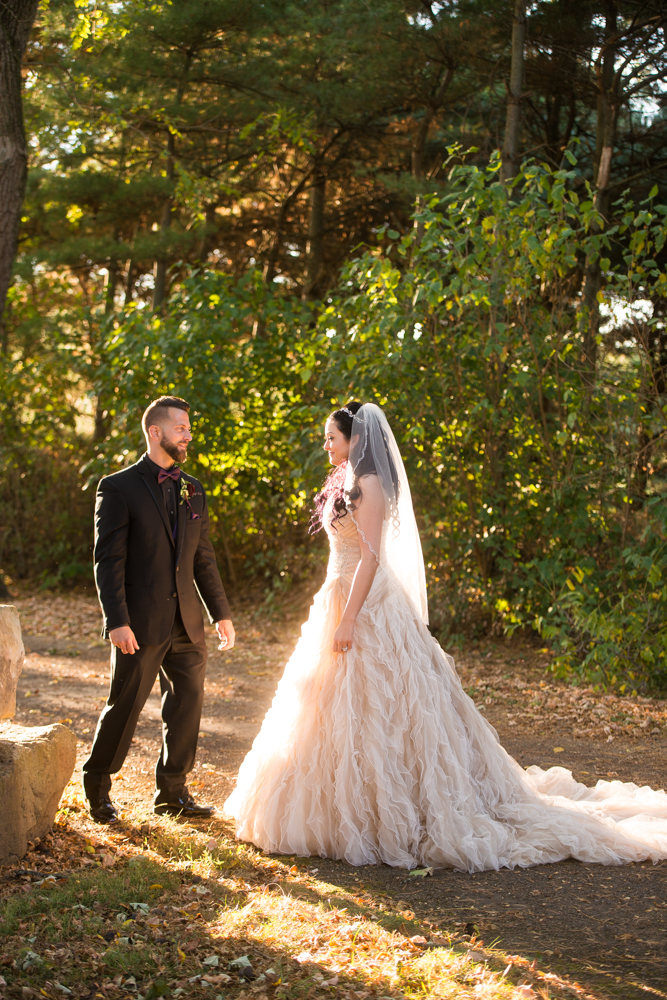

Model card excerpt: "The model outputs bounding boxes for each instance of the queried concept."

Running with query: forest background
[3,0,667,692]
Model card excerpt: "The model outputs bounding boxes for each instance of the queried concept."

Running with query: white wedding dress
[224,409,667,871]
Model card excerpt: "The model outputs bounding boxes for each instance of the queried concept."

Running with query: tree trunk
[0,0,41,344]
[303,169,325,300]
[104,251,118,316]
[593,0,619,206]
[196,203,217,263]
[581,0,619,370]
[500,0,527,182]
[124,259,135,305]
[152,130,175,311]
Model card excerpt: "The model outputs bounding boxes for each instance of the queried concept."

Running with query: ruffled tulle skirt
[224,566,667,870]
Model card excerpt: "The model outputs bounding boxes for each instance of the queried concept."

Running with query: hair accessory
[340,406,358,419]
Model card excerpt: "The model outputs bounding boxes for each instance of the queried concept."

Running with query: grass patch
[0,815,591,1000]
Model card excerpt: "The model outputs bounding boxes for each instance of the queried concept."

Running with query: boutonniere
[180,480,202,520]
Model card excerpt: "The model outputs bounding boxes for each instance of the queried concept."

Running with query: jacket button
[172,592,177,598]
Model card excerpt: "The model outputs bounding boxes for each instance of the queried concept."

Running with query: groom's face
[158,408,192,464]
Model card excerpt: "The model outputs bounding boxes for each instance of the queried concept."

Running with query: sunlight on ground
[0,777,631,1000]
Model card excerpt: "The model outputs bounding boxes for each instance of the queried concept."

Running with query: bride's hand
[332,619,355,654]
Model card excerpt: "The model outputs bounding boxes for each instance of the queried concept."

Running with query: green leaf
[409,867,434,878]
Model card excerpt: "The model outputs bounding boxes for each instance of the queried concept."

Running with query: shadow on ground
[9,611,667,1000]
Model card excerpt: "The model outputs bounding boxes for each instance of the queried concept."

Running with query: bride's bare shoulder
[356,472,382,489]
[354,473,384,507]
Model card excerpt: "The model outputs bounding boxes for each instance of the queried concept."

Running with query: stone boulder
[0,723,77,864]
[0,605,24,719]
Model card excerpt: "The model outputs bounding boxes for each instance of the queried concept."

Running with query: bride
[224,402,667,870]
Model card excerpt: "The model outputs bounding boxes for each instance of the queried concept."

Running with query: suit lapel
[137,458,175,548]
[175,482,187,563]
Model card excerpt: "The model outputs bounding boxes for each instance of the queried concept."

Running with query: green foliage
[0,272,95,585]
[88,271,331,597]
[320,153,667,690]
[8,0,667,690]
[540,499,667,694]
[78,154,667,689]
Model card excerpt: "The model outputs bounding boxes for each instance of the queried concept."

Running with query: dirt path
[10,593,667,1000]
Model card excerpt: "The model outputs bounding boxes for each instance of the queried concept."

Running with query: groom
[82,395,235,824]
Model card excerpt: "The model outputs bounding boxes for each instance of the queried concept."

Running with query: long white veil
[343,403,428,624]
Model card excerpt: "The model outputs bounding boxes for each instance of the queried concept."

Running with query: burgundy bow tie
[157,467,180,484]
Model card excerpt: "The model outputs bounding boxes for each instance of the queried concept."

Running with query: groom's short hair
[142,396,190,436]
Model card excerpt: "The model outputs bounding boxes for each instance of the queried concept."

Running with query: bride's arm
[332,474,384,654]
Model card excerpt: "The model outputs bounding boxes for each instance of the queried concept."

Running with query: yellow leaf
[553,747,565,753]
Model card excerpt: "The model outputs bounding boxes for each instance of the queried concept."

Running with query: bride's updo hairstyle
[310,400,400,533]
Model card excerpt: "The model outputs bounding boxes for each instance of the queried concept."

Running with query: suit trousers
[82,608,207,803]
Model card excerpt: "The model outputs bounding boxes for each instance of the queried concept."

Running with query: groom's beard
[160,433,188,465]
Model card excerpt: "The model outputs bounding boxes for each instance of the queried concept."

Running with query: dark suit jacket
[94,455,231,645]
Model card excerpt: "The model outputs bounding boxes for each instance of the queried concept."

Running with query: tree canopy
[3,0,667,691]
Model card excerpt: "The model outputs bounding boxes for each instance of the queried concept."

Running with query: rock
[0,605,24,719]
[0,723,77,864]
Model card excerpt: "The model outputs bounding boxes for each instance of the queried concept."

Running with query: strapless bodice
[323,497,386,581]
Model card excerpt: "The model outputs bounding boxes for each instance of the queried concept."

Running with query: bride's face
[324,417,350,466]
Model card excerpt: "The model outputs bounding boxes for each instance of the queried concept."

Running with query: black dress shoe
[88,795,119,825]
[154,794,215,818]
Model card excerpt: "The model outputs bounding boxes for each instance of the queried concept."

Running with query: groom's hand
[216,619,235,651]
[109,626,140,655]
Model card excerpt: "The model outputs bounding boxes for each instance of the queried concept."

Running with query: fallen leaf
[202,956,219,967]
[145,981,169,1000]
[129,902,150,913]
[409,867,434,878]
[102,854,115,868]
[553,747,565,753]
[205,838,217,852]
[189,884,210,896]
[410,935,428,946]
[514,987,536,998]
[229,956,253,970]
